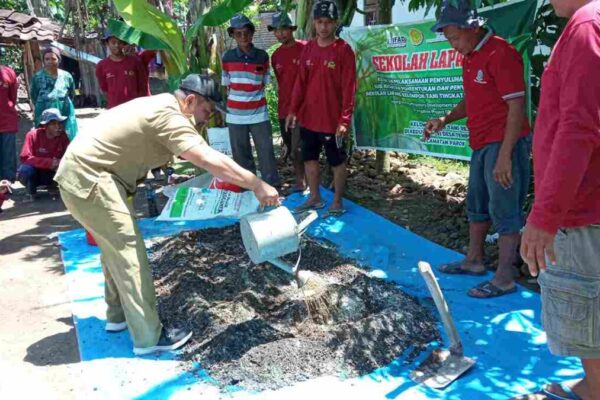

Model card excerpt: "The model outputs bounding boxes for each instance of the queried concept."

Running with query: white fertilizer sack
[157,188,259,221]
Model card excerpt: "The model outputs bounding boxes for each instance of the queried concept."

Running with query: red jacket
[290,39,356,134]
[95,55,148,109]
[20,127,70,170]
[0,65,18,133]
[528,2,600,234]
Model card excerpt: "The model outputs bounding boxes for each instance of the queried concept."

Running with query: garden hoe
[410,261,476,389]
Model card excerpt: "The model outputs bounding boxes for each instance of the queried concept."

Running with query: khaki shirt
[55,93,204,199]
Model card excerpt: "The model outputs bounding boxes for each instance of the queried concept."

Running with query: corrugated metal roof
[0,10,58,43]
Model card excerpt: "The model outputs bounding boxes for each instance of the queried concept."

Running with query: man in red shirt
[521,0,600,398]
[269,12,306,193]
[0,59,18,182]
[96,31,148,109]
[287,1,356,216]
[424,0,531,298]
[18,108,70,201]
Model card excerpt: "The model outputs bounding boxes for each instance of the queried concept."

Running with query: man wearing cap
[0,54,18,183]
[286,1,356,217]
[269,12,306,193]
[221,14,280,188]
[423,0,531,298]
[55,74,280,355]
[96,31,148,109]
[520,0,600,398]
[18,108,70,201]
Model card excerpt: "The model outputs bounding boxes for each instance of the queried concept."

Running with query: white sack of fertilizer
[157,188,259,221]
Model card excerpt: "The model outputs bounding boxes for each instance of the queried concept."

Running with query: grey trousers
[227,120,280,186]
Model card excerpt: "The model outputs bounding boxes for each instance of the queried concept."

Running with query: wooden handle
[417,261,464,356]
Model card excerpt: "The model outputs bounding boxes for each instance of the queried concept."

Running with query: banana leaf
[107,19,170,50]
[185,0,254,55]
[113,0,186,77]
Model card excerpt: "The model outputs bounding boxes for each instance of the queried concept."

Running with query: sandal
[292,201,325,214]
[542,383,583,400]
[287,186,307,194]
[467,280,517,299]
[322,208,347,218]
[438,260,487,276]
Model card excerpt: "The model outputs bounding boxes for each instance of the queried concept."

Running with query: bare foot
[544,379,588,400]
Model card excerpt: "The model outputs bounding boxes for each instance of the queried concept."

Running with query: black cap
[179,74,225,113]
[227,14,255,36]
[313,1,339,20]
[267,12,297,32]
[431,0,486,32]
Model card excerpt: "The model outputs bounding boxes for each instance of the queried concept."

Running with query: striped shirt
[222,45,270,125]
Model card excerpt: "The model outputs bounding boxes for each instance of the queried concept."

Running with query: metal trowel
[410,261,476,389]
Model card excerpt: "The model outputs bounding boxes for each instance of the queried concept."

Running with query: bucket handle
[297,210,318,234]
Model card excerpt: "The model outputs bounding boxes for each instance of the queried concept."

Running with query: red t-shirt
[95,55,148,109]
[20,127,70,170]
[528,2,600,234]
[462,33,530,150]
[272,40,306,119]
[290,39,356,134]
[0,65,18,133]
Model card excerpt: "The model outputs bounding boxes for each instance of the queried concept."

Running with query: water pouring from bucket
[239,207,329,298]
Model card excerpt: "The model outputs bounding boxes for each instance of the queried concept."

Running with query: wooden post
[375,0,392,174]
[21,41,35,111]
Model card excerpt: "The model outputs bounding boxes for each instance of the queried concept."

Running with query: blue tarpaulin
[58,189,582,399]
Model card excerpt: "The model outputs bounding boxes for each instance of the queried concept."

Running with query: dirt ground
[0,107,544,399]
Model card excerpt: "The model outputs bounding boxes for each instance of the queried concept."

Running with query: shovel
[410,261,476,389]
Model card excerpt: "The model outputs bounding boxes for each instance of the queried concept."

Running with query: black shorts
[300,127,347,167]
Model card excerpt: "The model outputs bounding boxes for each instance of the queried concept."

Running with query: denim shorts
[538,224,600,358]
[467,135,531,235]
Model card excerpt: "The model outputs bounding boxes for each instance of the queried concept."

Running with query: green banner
[340,0,537,160]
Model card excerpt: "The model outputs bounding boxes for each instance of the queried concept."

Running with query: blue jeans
[0,132,17,181]
[17,164,56,195]
[466,135,531,235]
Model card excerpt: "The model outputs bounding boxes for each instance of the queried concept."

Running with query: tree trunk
[375,0,393,173]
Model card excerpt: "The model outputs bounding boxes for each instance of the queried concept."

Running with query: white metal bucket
[240,207,317,264]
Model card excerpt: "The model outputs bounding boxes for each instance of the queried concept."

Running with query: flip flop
[467,280,518,299]
[542,383,583,400]
[293,201,325,214]
[438,260,487,276]
[322,209,347,218]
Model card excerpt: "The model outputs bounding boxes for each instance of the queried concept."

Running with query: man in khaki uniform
[55,74,280,355]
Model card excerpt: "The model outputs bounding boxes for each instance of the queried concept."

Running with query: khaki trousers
[60,173,162,348]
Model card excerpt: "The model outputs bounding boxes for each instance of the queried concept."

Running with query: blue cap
[313,1,339,20]
[39,108,67,125]
[227,14,255,36]
[431,0,486,32]
[267,12,296,31]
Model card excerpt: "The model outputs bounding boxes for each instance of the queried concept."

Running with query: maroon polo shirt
[462,32,530,150]
[528,1,600,234]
